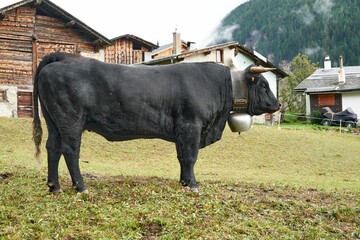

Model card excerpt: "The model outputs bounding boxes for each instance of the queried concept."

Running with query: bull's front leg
[175,124,201,192]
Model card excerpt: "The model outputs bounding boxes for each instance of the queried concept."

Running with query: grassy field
[1,117,360,239]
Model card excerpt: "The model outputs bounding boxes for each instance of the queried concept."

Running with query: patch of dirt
[140,221,164,239]
[0,172,13,181]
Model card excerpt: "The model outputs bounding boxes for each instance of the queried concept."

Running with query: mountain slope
[214,0,360,67]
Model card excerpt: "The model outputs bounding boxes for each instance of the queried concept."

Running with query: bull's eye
[260,82,268,92]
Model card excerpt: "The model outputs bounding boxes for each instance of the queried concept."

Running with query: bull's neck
[230,70,248,113]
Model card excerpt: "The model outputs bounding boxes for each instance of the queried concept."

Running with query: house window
[216,49,224,63]
[318,94,335,106]
[0,90,7,102]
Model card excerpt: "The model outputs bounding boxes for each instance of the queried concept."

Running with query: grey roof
[295,66,360,93]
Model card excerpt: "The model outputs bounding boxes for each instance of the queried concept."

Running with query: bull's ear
[249,75,260,84]
[245,64,260,85]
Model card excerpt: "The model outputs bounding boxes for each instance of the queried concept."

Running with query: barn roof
[111,34,158,51]
[295,66,360,93]
[0,0,112,46]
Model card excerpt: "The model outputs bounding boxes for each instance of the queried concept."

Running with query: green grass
[1,117,360,239]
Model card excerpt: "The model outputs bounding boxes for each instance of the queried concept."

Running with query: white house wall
[182,52,216,62]
[342,92,360,120]
[0,85,18,117]
[305,94,311,115]
[234,54,255,70]
[182,48,235,63]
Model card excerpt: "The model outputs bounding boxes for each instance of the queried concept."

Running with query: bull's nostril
[279,103,282,107]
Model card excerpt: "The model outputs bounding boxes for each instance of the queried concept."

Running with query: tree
[279,53,318,114]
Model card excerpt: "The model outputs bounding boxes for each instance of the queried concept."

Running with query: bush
[284,112,299,123]
[310,110,322,125]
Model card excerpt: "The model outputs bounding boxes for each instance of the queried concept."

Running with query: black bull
[33,53,280,193]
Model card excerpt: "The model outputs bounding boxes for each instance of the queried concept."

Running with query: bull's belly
[84,118,176,142]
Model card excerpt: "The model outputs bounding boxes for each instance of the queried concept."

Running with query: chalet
[295,56,360,120]
[143,32,288,123]
[0,0,158,117]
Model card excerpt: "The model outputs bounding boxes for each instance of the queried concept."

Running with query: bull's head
[231,65,281,116]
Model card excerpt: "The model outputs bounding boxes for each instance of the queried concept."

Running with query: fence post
[340,119,342,133]
[278,112,282,130]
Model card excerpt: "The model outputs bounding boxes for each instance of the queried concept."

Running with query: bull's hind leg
[60,132,86,193]
[46,125,62,192]
[175,124,201,192]
[57,120,87,193]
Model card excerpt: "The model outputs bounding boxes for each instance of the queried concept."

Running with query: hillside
[214,0,360,67]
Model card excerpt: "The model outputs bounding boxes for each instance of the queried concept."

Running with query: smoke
[313,0,334,16]
[293,5,315,25]
[278,27,285,34]
[304,46,323,56]
[245,30,262,50]
[294,0,334,25]
[267,53,275,63]
[205,24,238,46]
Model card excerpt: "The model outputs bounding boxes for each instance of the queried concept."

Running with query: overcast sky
[1,0,248,47]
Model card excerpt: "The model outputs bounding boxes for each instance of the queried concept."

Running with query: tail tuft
[33,119,43,160]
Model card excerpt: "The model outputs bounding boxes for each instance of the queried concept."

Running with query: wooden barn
[0,0,111,117]
[104,34,158,65]
[0,0,158,118]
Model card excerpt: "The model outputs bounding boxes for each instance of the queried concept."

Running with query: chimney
[324,55,331,69]
[338,55,345,84]
[186,41,195,51]
[173,31,181,55]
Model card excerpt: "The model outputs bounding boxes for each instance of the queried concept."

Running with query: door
[17,91,33,118]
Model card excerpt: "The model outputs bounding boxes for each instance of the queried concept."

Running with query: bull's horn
[250,66,277,73]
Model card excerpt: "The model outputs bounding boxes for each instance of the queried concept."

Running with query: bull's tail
[33,52,68,159]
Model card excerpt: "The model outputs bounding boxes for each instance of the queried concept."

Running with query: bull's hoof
[181,186,200,194]
[72,182,86,193]
[180,179,198,188]
[47,182,61,193]
[191,187,199,193]
[77,189,89,195]
[49,188,63,194]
